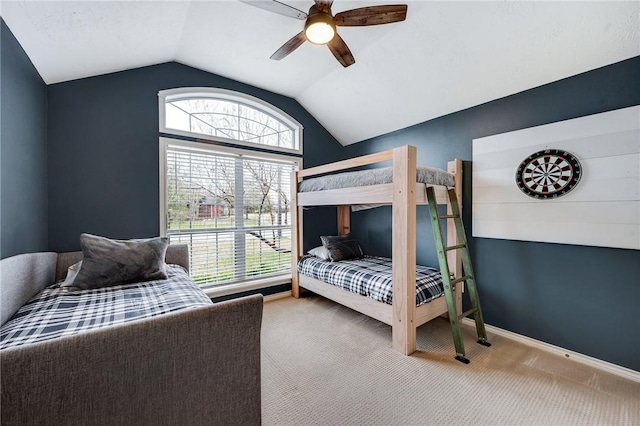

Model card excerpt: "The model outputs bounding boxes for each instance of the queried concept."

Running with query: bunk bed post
[291,170,303,298]
[337,206,351,235]
[392,145,417,355]
[447,159,463,313]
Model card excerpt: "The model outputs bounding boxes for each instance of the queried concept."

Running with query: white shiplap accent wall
[472,105,640,250]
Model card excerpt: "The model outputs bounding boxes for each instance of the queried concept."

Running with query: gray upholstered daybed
[0,244,263,426]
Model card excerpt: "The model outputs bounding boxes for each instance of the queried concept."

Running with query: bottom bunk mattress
[0,264,213,350]
[298,255,445,307]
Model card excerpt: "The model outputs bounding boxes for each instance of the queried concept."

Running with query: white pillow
[307,246,331,260]
[60,261,83,288]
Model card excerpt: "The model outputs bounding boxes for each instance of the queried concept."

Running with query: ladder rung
[438,214,459,219]
[458,308,477,319]
[445,244,466,251]
[451,275,472,285]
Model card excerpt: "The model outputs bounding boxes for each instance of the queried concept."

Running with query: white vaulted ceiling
[1,1,638,145]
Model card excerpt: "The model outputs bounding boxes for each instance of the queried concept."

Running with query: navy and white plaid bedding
[298,255,444,307]
[0,265,212,350]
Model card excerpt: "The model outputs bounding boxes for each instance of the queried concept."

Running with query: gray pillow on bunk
[72,233,169,290]
[320,233,364,262]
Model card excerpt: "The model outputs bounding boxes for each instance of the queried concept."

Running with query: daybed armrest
[1,294,263,426]
[0,252,57,326]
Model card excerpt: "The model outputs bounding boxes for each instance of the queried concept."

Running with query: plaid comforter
[0,265,212,350]
[298,255,444,307]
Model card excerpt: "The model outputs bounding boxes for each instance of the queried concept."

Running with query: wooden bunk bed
[291,145,477,357]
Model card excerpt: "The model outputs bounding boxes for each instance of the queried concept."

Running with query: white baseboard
[461,318,640,383]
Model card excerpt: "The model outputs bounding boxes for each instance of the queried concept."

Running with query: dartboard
[515,149,582,199]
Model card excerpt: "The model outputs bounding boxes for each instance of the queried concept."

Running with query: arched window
[159,88,302,155]
[159,88,302,296]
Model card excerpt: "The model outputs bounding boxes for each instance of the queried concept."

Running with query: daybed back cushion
[72,234,169,290]
[0,252,57,326]
[55,244,190,282]
[165,244,190,272]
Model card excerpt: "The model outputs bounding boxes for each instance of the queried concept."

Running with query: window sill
[202,274,292,299]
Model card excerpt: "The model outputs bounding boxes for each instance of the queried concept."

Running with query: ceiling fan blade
[335,5,408,26]
[327,33,355,68]
[314,0,334,13]
[239,0,307,20]
[271,31,307,60]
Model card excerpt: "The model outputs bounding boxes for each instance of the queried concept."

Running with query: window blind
[165,144,296,287]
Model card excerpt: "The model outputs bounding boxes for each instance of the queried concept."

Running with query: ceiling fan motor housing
[304,5,337,45]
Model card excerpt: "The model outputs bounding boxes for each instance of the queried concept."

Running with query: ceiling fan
[240,0,408,67]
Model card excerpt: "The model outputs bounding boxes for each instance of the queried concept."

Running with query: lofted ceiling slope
[1,1,638,145]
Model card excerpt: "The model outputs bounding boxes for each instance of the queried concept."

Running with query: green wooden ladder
[426,186,491,364]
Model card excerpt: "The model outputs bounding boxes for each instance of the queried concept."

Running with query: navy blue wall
[0,19,48,259]
[47,62,343,252]
[330,57,640,371]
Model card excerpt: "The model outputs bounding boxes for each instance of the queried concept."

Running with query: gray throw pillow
[320,233,364,262]
[72,233,169,290]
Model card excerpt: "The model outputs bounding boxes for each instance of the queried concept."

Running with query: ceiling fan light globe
[305,22,335,44]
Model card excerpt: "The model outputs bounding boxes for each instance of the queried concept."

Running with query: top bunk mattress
[298,166,455,192]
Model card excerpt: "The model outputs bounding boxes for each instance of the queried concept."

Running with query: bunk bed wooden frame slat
[291,145,463,356]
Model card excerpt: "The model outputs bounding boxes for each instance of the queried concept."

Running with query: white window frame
[159,142,301,298]
[158,87,303,156]
[159,137,302,241]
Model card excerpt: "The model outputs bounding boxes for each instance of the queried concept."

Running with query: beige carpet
[261,295,639,425]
